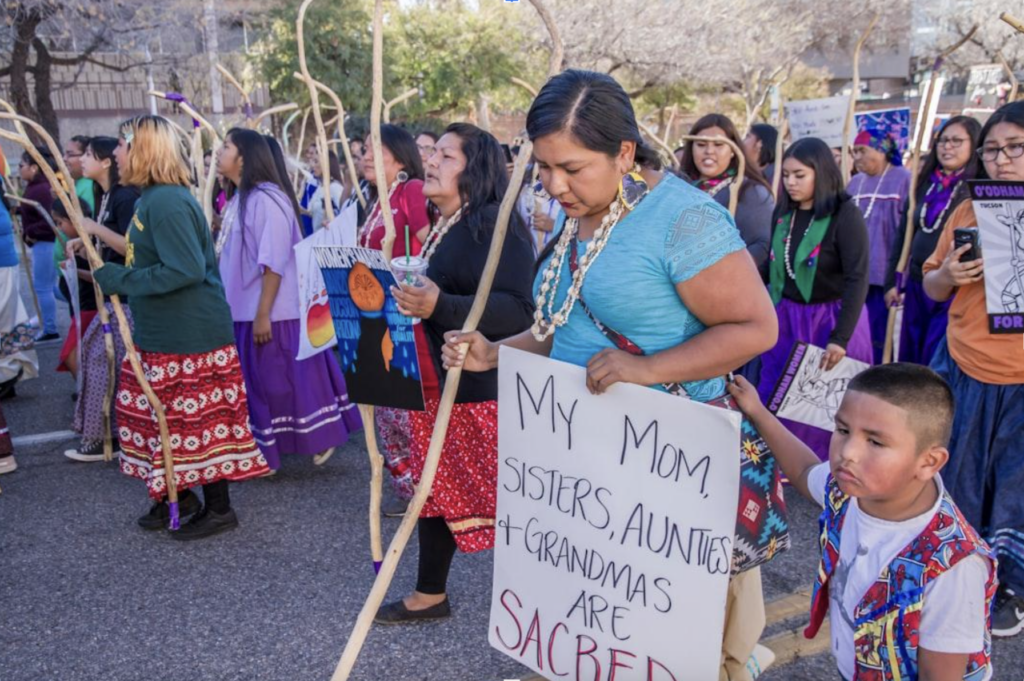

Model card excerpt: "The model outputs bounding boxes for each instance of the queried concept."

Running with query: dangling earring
[617,163,648,211]
[396,170,409,184]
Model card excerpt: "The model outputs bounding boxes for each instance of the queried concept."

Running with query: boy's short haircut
[847,363,954,451]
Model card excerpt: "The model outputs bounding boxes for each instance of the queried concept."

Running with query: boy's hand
[726,374,767,421]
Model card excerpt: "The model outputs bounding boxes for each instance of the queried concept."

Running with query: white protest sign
[489,348,741,681]
[293,201,359,360]
[786,96,848,148]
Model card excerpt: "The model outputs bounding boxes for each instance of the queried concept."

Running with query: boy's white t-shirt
[806,463,991,681]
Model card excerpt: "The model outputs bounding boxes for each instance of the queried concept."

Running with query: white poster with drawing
[489,347,741,681]
[968,180,1024,334]
[767,342,870,432]
[293,200,360,360]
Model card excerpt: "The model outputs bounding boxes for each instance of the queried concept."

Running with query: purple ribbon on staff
[168,502,180,531]
[102,323,112,333]
[165,92,201,129]
[244,102,254,120]
[373,561,382,574]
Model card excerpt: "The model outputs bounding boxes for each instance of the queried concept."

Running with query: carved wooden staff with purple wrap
[0,112,182,526]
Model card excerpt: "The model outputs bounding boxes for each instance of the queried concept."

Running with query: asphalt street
[1,279,1021,681]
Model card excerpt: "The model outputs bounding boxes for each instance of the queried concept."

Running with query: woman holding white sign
[757,137,872,461]
[442,70,779,681]
[922,101,1024,638]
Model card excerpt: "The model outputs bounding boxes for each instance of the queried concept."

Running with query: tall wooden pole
[0,114,181,526]
[842,13,880,185]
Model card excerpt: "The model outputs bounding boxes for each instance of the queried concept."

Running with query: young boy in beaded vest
[728,364,995,681]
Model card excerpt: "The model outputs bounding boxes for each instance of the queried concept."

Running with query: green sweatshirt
[93,184,235,354]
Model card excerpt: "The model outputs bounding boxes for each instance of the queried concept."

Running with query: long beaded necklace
[783,211,799,281]
[532,201,627,341]
[358,173,406,248]
[421,206,464,262]
[918,181,955,235]
[855,164,890,220]
[214,198,239,258]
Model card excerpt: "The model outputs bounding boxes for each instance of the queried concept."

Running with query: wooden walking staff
[772,119,789,202]
[215,63,254,125]
[638,120,681,171]
[253,102,299,130]
[359,0,404,576]
[383,88,419,124]
[841,12,880,185]
[1002,12,1024,35]
[677,134,747,217]
[295,0,337,226]
[0,99,118,459]
[290,72,366,210]
[883,25,978,364]
[0,114,183,526]
[329,137,535,681]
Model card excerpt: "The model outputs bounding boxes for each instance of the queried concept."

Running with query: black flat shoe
[170,506,239,541]
[137,491,201,530]
[382,498,408,518]
[374,598,451,625]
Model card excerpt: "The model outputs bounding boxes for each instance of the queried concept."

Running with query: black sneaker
[993,586,1024,637]
[170,506,239,541]
[137,491,201,531]
[35,332,60,342]
[374,598,451,625]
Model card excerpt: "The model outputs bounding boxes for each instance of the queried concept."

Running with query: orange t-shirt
[922,201,1024,384]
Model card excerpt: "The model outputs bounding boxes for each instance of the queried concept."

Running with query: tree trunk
[204,0,224,124]
[31,39,62,143]
[476,93,491,132]
[8,10,43,141]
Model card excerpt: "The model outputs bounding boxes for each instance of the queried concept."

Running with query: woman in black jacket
[383,122,535,624]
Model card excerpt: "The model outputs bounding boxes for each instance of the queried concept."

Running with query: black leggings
[177,480,231,514]
[416,517,457,595]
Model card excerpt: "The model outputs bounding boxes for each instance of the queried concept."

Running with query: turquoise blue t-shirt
[534,173,745,402]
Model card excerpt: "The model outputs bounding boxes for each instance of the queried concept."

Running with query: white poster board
[969,180,1024,333]
[786,96,848,148]
[767,342,870,431]
[489,348,741,681]
[293,200,359,360]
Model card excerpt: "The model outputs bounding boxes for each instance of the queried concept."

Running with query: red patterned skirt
[408,397,499,553]
[116,343,269,499]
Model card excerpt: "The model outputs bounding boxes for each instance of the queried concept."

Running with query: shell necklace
[531,200,627,341]
[358,173,406,248]
[421,206,464,262]
[855,164,890,220]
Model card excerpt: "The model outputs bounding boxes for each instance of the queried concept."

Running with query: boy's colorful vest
[805,476,996,681]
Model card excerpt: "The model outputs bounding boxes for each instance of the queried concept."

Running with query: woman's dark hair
[314,149,343,185]
[86,136,122,207]
[70,135,92,152]
[363,124,424,204]
[773,137,849,221]
[915,116,982,200]
[263,135,303,222]
[431,122,527,243]
[224,128,297,243]
[681,114,771,194]
[525,69,663,171]
[51,195,92,221]
[416,130,439,144]
[748,123,779,168]
[974,101,1024,179]
[22,146,56,174]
